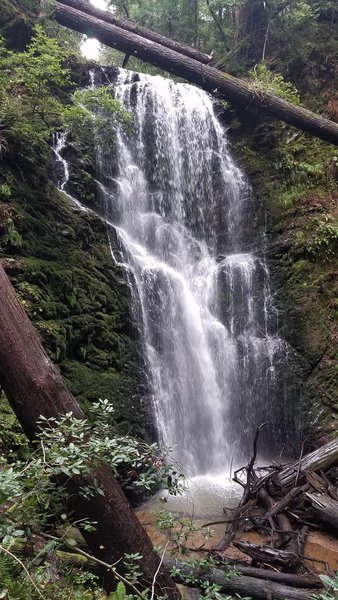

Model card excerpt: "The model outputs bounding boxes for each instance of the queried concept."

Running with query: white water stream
[54,69,298,480]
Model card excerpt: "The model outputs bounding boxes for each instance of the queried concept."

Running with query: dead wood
[257,485,309,527]
[257,486,292,540]
[57,0,212,64]
[210,433,338,596]
[233,540,300,569]
[216,562,322,588]
[307,492,338,534]
[213,426,266,552]
[242,423,267,504]
[212,499,256,552]
[277,440,338,489]
[54,2,338,146]
[164,556,320,600]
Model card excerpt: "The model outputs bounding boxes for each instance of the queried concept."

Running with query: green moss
[0,393,29,458]
[229,107,338,439]
[0,148,147,438]
[0,0,34,51]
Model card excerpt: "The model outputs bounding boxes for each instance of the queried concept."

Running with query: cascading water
[54,68,300,477]
[53,132,90,213]
[93,69,299,476]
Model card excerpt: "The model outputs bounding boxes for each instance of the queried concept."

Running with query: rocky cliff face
[0,152,151,437]
[0,5,152,438]
[228,113,338,444]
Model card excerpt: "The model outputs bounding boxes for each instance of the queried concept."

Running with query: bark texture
[278,439,338,488]
[55,2,338,146]
[0,264,179,599]
[307,492,338,533]
[57,0,212,64]
[164,557,319,600]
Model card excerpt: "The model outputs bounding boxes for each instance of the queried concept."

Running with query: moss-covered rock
[228,110,338,441]
[0,150,149,438]
[0,0,35,51]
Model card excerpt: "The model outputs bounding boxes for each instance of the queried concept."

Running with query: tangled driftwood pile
[165,428,338,599]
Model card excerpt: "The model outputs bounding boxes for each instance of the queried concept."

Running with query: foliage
[0,400,184,598]
[0,26,69,162]
[0,395,28,459]
[0,400,183,543]
[109,582,137,600]
[107,0,336,83]
[64,86,133,147]
[111,0,200,47]
[2,217,22,248]
[307,219,338,262]
[0,24,131,168]
[249,64,301,105]
[312,573,338,600]
[0,550,108,599]
[154,514,253,598]
[155,510,212,553]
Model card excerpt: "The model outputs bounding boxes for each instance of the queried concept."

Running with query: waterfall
[55,68,300,476]
[52,132,90,214]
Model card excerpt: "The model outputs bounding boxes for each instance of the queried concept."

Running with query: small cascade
[52,132,90,213]
[52,132,70,192]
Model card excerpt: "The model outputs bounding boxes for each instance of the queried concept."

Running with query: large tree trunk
[57,0,212,64]
[0,263,180,599]
[55,2,338,146]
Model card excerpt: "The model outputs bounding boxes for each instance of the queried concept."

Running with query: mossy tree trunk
[0,263,180,599]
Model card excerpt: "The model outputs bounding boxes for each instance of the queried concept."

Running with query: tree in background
[108,0,337,94]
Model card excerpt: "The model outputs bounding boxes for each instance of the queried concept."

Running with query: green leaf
[12,529,25,537]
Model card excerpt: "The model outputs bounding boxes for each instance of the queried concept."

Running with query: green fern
[109,582,137,600]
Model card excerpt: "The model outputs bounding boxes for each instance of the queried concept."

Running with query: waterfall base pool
[142,474,242,518]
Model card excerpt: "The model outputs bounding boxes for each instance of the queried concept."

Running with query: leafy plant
[3,218,22,248]
[109,581,138,600]
[249,63,301,105]
[0,399,184,598]
[0,399,184,545]
[0,183,11,199]
[64,86,133,148]
[312,572,338,600]
[169,556,243,599]
[155,510,213,553]
[0,27,69,162]
[308,220,338,262]
[123,552,143,585]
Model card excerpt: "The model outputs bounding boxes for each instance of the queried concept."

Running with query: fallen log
[0,264,179,599]
[222,563,322,588]
[233,540,300,569]
[57,0,212,64]
[257,486,292,541]
[277,440,338,489]
[163,556,321,600]
[55,2,338,146]
[307,492,338,534]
